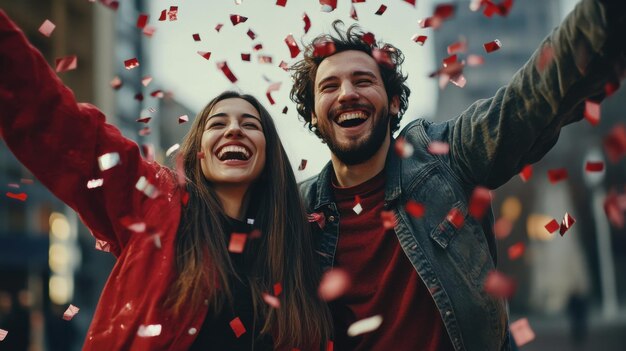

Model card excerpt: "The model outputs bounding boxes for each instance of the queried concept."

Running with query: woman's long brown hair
[167,91,332,349]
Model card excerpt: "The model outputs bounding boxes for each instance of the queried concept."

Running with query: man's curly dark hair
[289,20,411,139]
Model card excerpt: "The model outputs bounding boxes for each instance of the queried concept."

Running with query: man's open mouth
[335,111,368,128]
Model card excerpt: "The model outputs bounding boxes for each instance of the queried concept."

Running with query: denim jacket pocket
[429,200,467,250]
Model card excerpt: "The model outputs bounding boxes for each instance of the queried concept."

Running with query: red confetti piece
[266,81,282,105]
[303,13,311,34]
[469,186,491,220]
[443,54,458,67]
[352,0,366,2]
[507,242,525,260]
[483,270,516,299]
[134,93,144,101]
[279,61,289,71]
[258,55,273,64]
[298,159,308,171]
[547,168,568,184]
[110,76,122,90]
[273,283,283,296]
[584,100,601,126]
[215,23,224,32]
[559,212,575,236]
[100,0,119,11]
[7,183,19,189]
[604,192,625,229]
[434,3,456,20]
[228,233,248,253]
[394,137,414,158]
[319,269,350,301]
[427,141,450,155]
[262,293,280,308]
[381,211,396,229]
[544,219,560,234]
[466,54,485,66]
[510,317,535,347]
[404,0,416,5]
[412,34,427,45]
[167,6,178,21]
[178,115,189,124]
[230,14,248,25]
[327,341,334,351]
[141,75,152,87]
[55,55,77,73]
[63,304,80,321]
[197,51,211,60]
[120,216,147,233]
[282,106,288,114]
[320,0,337,12]
[20,178,34,185]
[447,39,467,55]
[603,124,626,163]
[192,33,201,42]
[483,39,502,53]
[95,239,111,252]
[372,48,394,69]
[124,58,140,70]
[604,81,619,97]
[246,29,256,40]
[419,17,441,29]
[536,44,554,72]
[39,19,56,37]
[353,195,363,215]
[249,228,262,239]
[493,217,513,239]
[142,26,156,37]
[253,44,263,51]
[405,200,425,218]
[276,0,287,6]
[585,161,604,172]
[308,212,326,229]
[0,329,7,341]
[217,61,238,83]
[361,32,375,46]
[350,5,359,20]
[136,14,148,29]
[446,207,465,229]
[6,192,27,201]
[137,324,162,337]
[374,5,388,15]
[241,53,251,61]
[313,39,336,58]
[136,117,151,123]
[285,34,301,58]
[230,317,246,338]
[519,164,533,182]
[158,10,167,21]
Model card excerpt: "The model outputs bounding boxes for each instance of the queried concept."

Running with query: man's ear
[390,95,400,116]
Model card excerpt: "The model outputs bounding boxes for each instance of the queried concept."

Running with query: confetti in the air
[381,211,396,229]
[136,14,148,29]
[374,5,388,15]
[350,5,359,20]
[394,137,414,158]
[229,233,248,253]
[508,242,525,260]
[135,176,159,199]
[484,39,502,53]
[547,168,568,184]
[447,39,467,55]
[276,0,287,6]
[494,217,513,239]
[510,318,536,347]
[405,200,425,218]
[308,212,326,229]
[544,219,560,234]
[217,61,238,83]
[446,207,465,229]
[178,115,189,124]
[303,13,311,33]
[469,186,491,220]
[372,48,394,69]
[241,53,251,61]
[55,55,77,73]
[246,29,256,40]
[6,192,27,201]
[603,124,626,163]
[124,58,139,70]
[230,317,247,338]
[266,82,282,105]
[585,161,604,172]
[141,75,152,87]
[215,23,224,32]
[347,315,383,337]
[313,39,336,57]
[165,144,180,157]
[285,34,301,58]
[428,141,450,155]
[98,152,121,171]
[62,304,80,321]
[95,239,111,253]
[39,19,56,37]
[0,329,7,341]
[412,34,427,45]
[484,270,516,298]
[467,54,485,66]
[262,293,281,308]
[536,44,554,72]
[192,33,201,42]
[298,159,308,171]
[519,164,533,182]
[319,269,350,301]
[559,212,576,236]
[230,14,248,25]
[137,324,162,337]
[319,0,337,12]
[274,282,283,296]
[87,179,104,189]
[110,76,122,90]
[584,100,601,126]
[197,51,211,60]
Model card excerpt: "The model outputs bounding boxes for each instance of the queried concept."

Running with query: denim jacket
[299,1,625,350]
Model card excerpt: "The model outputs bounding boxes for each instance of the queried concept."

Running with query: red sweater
[0,12,210,350]
[331,172,454,350]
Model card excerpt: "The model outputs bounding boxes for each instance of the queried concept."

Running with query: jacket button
[328,216,336,222]
[188,328,197,335]
[446,310,452,316]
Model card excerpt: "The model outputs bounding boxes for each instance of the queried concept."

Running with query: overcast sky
[145,0,439,181]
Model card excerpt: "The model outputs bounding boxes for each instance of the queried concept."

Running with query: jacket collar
[312,139,402,210]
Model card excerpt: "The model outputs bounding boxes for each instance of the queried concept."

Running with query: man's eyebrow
[317,70,378,88]
[207,113,262,122]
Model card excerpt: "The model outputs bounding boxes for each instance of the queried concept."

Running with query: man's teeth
[217,145,250,160]
[337,112,367,124]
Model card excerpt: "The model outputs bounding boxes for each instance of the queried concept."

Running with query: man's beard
[321,107,390,166]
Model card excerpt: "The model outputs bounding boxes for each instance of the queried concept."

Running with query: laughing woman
[0,12,331,351]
